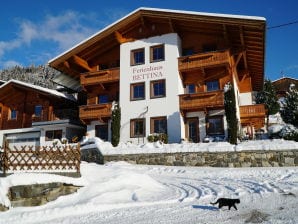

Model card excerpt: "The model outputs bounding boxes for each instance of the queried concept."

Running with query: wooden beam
[71,55,94,72]
[239,26,248,69]
[114,31,135,44]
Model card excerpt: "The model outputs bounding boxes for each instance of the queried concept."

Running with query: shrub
[147,133,168,144]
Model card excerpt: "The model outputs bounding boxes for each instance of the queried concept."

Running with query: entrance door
[95,124,108,141]
[186,118,200,143]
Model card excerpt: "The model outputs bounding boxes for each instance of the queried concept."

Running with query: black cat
[210,198,240,210]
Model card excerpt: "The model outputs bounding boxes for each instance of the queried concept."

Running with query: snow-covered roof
[0,79,76,101]
[48,7,266,64]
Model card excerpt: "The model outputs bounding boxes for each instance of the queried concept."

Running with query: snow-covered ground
[0,161,297,224]
[81,138,298,155]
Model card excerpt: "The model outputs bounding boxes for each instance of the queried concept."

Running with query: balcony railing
[79,103,112,121]
[240,104,266,118]
[80,67,120,86]
[32,109,79,123]
[178,50,231,72]
[179,90,224,111]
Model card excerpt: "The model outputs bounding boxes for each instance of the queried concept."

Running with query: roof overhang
[48,7,266,91]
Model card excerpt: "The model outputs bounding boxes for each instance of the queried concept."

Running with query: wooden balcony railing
[179,90,224,111]
[32,109,79,123]
[80,67,120,86]
[79,103,112,121]
[240,104,266,118]
[178,50,231,72]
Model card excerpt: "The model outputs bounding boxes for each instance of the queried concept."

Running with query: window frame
[185,84,196,94]
[150,116,167,134]
[130,118,146,138]
[130,82,145,101]
[206,115,224,136]
[131,48,145,66]
[34,105,43,117]
[45,129,63,141]
[9,108,17,120]
[206,80,220,92]
[150,44,165,63]
[98,95,109,104]
[150,79,166,99]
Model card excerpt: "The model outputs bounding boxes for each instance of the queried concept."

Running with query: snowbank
[81,137,298,155]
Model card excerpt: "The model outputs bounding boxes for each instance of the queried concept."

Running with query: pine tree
[256,79,280,129]
[280,84,298,127]
[224,83,238,145]
[111,103,121,147]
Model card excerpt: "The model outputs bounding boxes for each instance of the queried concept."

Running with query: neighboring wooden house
[49,7,266,143]
[272,77,298,98]
[0,79,85,147]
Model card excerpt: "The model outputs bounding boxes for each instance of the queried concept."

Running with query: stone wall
[103,150,298,167]
[0,182,81,211]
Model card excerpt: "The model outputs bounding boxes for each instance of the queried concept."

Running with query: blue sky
[0,0,297,81]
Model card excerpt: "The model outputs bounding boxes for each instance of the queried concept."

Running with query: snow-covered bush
[147,133,168,144]
[268,124,298,141]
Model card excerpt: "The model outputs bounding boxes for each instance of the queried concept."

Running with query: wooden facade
[49,8,266,137]
[0,80,79,130]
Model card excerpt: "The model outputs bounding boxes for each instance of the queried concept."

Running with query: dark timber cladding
[49,8,266,91]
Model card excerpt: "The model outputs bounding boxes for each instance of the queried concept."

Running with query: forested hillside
[0,65,60,89]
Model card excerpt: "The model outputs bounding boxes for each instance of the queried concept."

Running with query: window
[98,95,109,104]
[182,48,194,56]
[34,105,42,117]
[186,84,196,94]
[150,45,165,62]
[150,79,166,98]
[206,80,219,92]
[131,82,145,100]
[130,119,145,138]
[45,130,62,141]
[202,44,217,52]
[9,109,17,120]
[207,116,224,135]
[95,125,108,141]
[131,48,145,65]
[151,117,167,134]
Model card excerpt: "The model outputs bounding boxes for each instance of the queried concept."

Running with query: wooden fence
[0,143,80,176]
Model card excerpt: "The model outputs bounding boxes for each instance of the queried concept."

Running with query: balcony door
[95,124,109,141]
[186,118,200,143]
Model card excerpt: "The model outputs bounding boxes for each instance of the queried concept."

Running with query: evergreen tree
[111,103,121,147]
[280,84,298,127]
[256,79,280,129]
[224,82,238,145]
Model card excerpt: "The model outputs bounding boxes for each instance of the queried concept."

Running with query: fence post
[3,140,8,176]
[77,142,81,173]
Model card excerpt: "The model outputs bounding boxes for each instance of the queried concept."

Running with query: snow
[0,79,76,101]
[81,137,298,155]
[0,161,297,224]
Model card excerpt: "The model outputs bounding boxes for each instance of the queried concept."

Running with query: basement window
[45,130,62,141]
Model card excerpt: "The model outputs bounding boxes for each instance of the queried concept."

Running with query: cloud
[0,10,103,67]
[0,8,128,69]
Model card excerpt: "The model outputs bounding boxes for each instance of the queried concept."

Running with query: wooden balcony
[32,109,79,123]
[179,90,224,112]
[240,104,266,119]
[80,68,120,86]
[178,50,231,72]
[79,103,112,123]
[240,104,266,128]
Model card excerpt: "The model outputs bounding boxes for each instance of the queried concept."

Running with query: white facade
[119,33,184,144]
